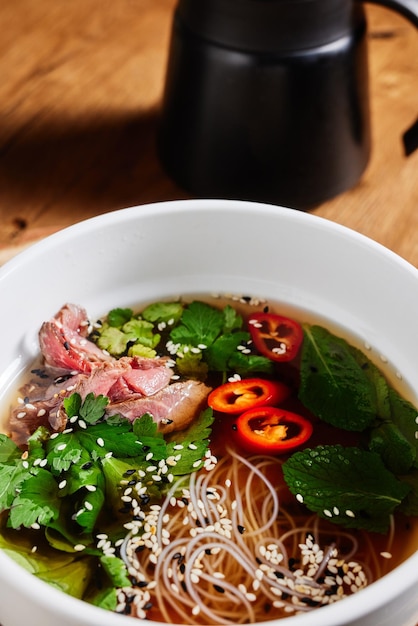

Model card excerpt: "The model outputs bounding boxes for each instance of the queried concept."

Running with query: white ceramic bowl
[0,199,417,626]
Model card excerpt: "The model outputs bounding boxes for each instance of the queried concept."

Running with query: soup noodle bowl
[0,199,417,626]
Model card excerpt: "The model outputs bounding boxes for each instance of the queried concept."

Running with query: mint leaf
[399,470,418,515]
[282,444,410,533]
[387,387,418,468]
[369,422,415,475]
[299,326,377,431]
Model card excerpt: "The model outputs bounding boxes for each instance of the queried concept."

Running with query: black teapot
[158,0,418,209]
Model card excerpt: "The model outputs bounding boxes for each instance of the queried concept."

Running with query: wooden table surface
[0,0,417,267]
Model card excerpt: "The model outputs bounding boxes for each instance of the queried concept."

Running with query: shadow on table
[0,107,189,222]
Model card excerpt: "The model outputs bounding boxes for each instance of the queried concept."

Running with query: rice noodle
[119,449,390,624]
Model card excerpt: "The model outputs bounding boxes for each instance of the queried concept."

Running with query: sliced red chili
[233,406,313,454]
[207,378,290,415]
[248,312,303,362]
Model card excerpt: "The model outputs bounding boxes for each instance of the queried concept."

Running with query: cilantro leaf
[282,444,410,533]
[222,305,243,334]
[0,463,29,510]
[205,332,250,371]
[100,554,131,588]
[36,559,93,598]
[107,308,133,327]
[63,394,82,420]
[142,301,184,324]
[46,432,84,473]
[96,327,128,356]
[167,408,214,475]
[9,470,61,529]
[299,326,377,431]
[79,393,109,425]
[170,301,223,347]
[0,434,21,463]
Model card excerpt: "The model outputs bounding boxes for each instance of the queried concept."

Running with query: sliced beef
[39,303,113,373]
[9,396,67,447]
[106,380,211,434]
[73,356,173,400]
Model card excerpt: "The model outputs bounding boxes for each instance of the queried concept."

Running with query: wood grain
[0,1,417,265]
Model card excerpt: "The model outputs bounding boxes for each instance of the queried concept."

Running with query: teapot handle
[362,0,418,155]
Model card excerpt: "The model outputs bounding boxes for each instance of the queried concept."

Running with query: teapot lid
[176,0,357,53]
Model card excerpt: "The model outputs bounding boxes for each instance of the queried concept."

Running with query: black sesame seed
[165,419,173,425]
[143,602,153,610]
[63,341,70,351]
[128,479,137,486]
[124,469,136,476]
[136,580,148,588]
[139,495,150,505]
[181,497,189,505]
[281,592,290,600]
[237,525,245,534]
[232,424,238,431]
[172,552,182,560]
[288,557,298,570]
[142,445,150,452]
[263,603,272,613]
[301,597,321,607]
[81,462,93,470]
[213,584,225,593]
[263,306,269,313]
[179,563,186,574]
[135,544,145,553]
[274,571,285,579]
[181,581,188,593]
[205,548,212,555]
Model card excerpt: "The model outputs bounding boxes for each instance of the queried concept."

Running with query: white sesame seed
[323,509,332,517]
[73,544,86,551]
[78,419,87,429]
[380,551,392,559]
[56,443,67,451]
[58,480,67,489]
[96,437,105,447]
